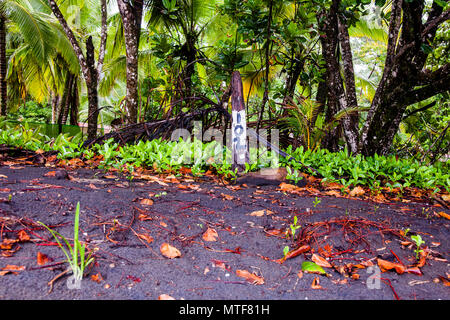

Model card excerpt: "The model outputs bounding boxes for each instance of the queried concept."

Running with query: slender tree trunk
[183,34,197,102]
[51,91,60,124]
[69,77,79,126]
[117,0,144,125]
[338,17,359,147]
[283,55,304,106]
[257,0,273,133]
[85,36,99,138]
[47,0,99,139]
[0,15,7,116]
[97,0,108,81]
[58,73,74,125]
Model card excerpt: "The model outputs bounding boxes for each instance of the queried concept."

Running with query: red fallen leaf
[225,247,242,254]
[202,227,218,242]
[160,243,181,259]
[311,277,323,289]
[275,245,311,264]
[349,186,365,197]
[279,182,303,193]
[377,258,406,274]
[18,230,31,242]
[67,158,84,167]
[0,238,18,250]
[211,259,231,272]
[264,229,283,237]
[126,275,141,283]
[351,272,360,280]
[91,273,104,283]
[140,198,154,206]
[311,253,332,268]
[43,171,57,177]
[0,264,25,276]
[37,252,52,266]
[136,233,154,244]
[438,276,450,287]
[236,269,264,285]
[437,211,450,220]
[406,267,423,276]
[220,193,235,201]
[417,249,429,268]
[138,213,152,221]
[0,188,11,192]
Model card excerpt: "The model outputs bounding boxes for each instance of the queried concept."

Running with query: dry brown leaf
[158,294,176,300]
[275,245,311,264]
[91,273,104,283]
[297,270,303,279]
[43,171,57,177]
[236,269,264,285]
[441,194,450,202]
[350,186,365,197]
[160,243,181,259]
[0,238,18,250]
[18,230,30,242]
[138,213,152,221]
[311,277,323,289]
[311,254,332,268]
[37,252,52,266]
[377,258,406,274]
[437,211,450,220]
[0,264,25,275]
[0,188,11,192]
[249,209,273,217]
[323,182,344,190]
[140,198,154,206]
[264,229,283,237]
[325,190,341,197]
[438,276,450,287]
[279,182,302,193]
[220,193,235,201]
[202,228,218,242]
[137,233,154,244]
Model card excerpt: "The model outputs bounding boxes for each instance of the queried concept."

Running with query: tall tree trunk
[85,36,99,138]
[257,0,273,133]
[183,34,197,102]
[0,15,7,117]
[47,0,99,140]
[69,77,79,126]
[117,0,144,125]
[317,0,360,153]
[51,91,60,124]
[283,54,304,106]
[360,0,449,156]
[57,73,74,125]
[97,0,108,81]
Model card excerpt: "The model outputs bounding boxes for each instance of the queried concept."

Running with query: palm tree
[2,0,79,119]
[47,0,108,139]
[148,0,219,106]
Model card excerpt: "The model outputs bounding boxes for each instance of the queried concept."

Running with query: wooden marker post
[231,71,249,171]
